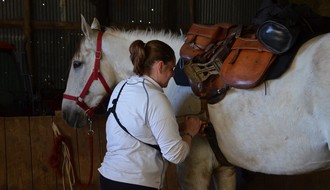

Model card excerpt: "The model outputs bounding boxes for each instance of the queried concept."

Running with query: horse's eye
[73,60,82,68]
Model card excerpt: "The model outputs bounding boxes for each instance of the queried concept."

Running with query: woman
[98,39,203,190]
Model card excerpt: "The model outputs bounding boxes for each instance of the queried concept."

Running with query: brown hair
[129,40,175,76]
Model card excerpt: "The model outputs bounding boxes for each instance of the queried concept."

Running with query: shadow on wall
[291,0,330,17]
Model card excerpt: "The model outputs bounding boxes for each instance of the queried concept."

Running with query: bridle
[63,31,112,119]
[61,31,112,188]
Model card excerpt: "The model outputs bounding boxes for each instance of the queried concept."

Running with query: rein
[63,31,112,118]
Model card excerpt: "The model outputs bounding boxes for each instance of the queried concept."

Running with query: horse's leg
[177,135,215,190]
[211,166,236,190]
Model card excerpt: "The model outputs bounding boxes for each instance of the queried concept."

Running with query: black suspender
[107,82,161,152]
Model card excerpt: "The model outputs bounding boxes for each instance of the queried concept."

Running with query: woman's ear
[155,60,164,73]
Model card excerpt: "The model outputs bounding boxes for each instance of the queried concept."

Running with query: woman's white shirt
[98,75,189,189]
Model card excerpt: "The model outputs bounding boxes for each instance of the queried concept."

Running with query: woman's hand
[182,116,203,137]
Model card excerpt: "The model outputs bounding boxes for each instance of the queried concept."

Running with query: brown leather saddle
[181,23,277,104]
[180,23,279,167]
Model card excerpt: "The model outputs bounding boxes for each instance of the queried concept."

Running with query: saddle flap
[221,37,277,89]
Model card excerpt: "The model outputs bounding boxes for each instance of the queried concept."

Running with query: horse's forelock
[73,38,84,58]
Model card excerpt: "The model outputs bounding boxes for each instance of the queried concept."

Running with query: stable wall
[1,112,330,190]
[0,112,179,190]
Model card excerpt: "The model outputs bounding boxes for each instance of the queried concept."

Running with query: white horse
[62,16,330,190]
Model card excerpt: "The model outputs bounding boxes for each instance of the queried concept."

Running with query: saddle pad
[265,32,313,80]
[173,58,190,86]
[220,37,277,89]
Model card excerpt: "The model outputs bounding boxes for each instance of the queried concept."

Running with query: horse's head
[62,15,116,128]
[62,16,197,127]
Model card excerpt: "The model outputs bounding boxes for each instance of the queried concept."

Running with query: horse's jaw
[61,99,88,128]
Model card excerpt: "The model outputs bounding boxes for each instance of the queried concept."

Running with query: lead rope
[82,118,94,188]
[51,122,75,190]
[50,121,94,189]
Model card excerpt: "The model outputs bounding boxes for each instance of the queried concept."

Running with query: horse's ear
[91,18,101,31]
[81,14,92,40]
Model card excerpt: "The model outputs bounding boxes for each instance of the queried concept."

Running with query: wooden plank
[0,20,80,30]
[5,117,32,190]
[94,115,107,188]
[0,19,24,28]
[76,125,94,188]
[30,116,57,190]
[0,117,6,190]
[95,115,107,161]
[31,21,80,30]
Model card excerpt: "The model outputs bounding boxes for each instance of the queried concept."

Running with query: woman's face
[159,60,176,88]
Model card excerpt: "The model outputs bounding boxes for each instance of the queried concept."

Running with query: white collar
[142,75,163,92]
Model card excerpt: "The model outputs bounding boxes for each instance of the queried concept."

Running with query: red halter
[63,32,112,118]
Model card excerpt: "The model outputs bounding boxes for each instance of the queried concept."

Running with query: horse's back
[208,33,330,174]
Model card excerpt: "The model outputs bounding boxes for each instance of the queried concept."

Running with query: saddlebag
[220,36,277,89]
[180,23,234,60]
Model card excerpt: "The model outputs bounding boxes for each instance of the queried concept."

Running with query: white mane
[105,27,185,48]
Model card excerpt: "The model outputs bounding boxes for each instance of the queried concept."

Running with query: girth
[204,122,232,167]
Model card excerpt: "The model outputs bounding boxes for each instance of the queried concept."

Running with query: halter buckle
[88,118,94,135]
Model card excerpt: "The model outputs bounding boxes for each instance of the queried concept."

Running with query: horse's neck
[102,31,134,82]
[108,29,185,59]
[103,29,185,83]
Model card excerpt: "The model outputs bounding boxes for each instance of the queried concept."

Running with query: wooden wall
[1,112,330,190]
[0,112,179,190]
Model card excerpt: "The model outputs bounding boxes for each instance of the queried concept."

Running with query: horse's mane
[104,27,185,47]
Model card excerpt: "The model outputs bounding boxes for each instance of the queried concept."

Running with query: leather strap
[204,122,232,166]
